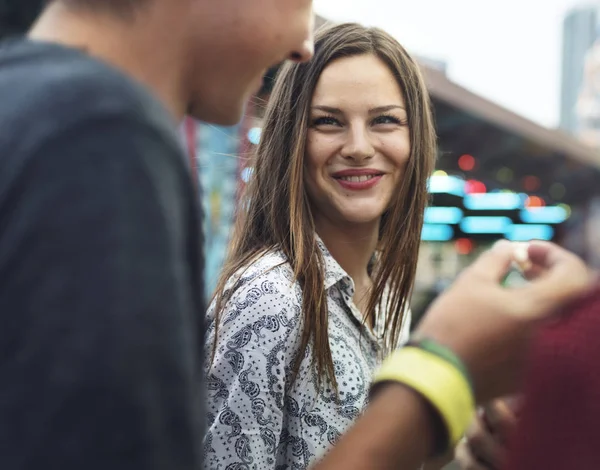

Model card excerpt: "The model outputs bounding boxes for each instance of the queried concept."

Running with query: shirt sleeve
[204,270,303,469]
[0,114,203,470]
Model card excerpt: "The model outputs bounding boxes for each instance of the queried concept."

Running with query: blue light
[421,224,454,241]
[460,216,512,234]
[240,167,254,183]
[506,224,554,241]
[424,207,464,224]
[520,206,568,224]
[247,127,262,145]
[427,175,465,197]
[464,193,523,211]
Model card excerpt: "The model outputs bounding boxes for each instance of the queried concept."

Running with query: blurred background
[3,1,599,319]
[185,1,600,325]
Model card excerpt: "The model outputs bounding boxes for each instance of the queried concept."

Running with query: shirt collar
[315,234,354,292]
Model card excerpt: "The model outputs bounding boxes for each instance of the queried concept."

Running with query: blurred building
[413,55,448,75]
[577,36,600,146]
[560,5,598,134]
[188,13,600,300]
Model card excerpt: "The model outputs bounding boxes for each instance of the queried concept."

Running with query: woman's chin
[337,211,383,226]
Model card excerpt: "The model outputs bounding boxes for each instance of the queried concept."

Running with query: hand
[455,397,520,470]
[415,240,592,403]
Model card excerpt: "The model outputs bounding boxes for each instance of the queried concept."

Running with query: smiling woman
[203,23,436,469]
[306,53,411,234]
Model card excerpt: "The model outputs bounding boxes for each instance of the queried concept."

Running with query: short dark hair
[60,0,148,16]
[0,0,47,38]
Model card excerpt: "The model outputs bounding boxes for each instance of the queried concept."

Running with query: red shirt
[508,286,600,469]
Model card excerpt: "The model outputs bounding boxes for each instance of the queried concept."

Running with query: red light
[455,238,474,255]
[523,176,541,192]
[458,154,476,171]
[465,179,487,194]
[525,196,545,208]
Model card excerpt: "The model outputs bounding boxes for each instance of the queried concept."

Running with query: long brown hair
[210,23,437,389]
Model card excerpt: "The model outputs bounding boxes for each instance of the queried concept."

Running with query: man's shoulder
[0,39,175,140]
[0,39,187,193]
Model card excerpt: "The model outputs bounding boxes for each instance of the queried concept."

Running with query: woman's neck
[314,217,379,291]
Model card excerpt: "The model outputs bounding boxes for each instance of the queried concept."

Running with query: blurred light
[523,175,541,192]
[549,182,566,200]
[432,170,448,177]
[506,224,554,241]
[247,127,262,145]
[464,193,523,210]
[455,238,474,255]
[520,206,569,224]
[558,203,572,218]
[428,175,465,196]
[496,167,513,183]
[240,167,254,183]
[525,196,545,208]
[424,207,464,224]
[458,154,476,171]
[460,216,512,234]
[421,224,454,241]
[464,179,487,194]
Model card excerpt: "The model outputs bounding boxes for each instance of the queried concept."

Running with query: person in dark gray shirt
[0,1,314,469]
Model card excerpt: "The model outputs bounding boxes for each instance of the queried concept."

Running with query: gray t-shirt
[0,38,205,470]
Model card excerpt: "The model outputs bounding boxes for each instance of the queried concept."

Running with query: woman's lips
[332,172,384,191]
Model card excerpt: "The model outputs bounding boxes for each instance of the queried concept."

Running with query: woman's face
[305,53,411,228]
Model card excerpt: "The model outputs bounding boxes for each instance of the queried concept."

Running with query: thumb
[466,239,515,283]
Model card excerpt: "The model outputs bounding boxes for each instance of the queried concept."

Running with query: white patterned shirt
[203,238,411,469]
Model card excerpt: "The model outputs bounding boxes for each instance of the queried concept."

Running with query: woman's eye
[312,116,341,127]
[372,114,403,125]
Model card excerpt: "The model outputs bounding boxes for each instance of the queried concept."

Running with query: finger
[465,240,515,283]
[465,416,503,469]
[502,242,591,317]
[455,439,491,470]
[519,242,572,280]
[481,400,518,443]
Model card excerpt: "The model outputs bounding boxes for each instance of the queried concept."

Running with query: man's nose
[289,15,315,63]
[289,38,314,63]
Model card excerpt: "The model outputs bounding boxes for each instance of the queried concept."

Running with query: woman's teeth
[337,175,377,182]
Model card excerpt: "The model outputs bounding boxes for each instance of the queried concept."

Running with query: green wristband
[407,338,474,392]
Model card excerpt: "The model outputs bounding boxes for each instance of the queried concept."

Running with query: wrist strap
[371,346,475,453]
[407,338,474,391]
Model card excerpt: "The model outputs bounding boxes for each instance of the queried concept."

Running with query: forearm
[312,384,437,470]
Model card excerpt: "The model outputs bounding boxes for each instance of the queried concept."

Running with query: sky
[314,0,597,129]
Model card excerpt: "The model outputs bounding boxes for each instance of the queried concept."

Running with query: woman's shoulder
[208,249,302,326]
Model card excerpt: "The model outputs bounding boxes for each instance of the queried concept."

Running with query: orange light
[465,179,487,194]
[525,196,545,208]
[458,154,476,171]
[455,238,474,255]
[523,176,541,192]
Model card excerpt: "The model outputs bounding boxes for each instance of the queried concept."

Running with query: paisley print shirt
[203,239,411,469]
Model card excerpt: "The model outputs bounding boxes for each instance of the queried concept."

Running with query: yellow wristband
[372,347,475,446]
